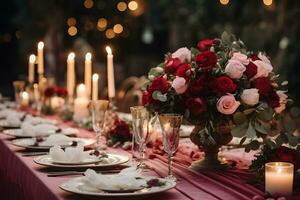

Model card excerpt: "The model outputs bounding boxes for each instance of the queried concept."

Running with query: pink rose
[172,77,188,94]
[257,52,271,65]
[172,47,191,63]
[225,60,246,79]
[241,88,259,106]
[217,94,240,115]
[253,53,273,79]
[274,91,288,113]
[231,52,249,65]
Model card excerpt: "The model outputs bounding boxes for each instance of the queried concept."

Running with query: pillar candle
[28,54,36,84]
[20,91,29,107]
[73,84,89,122]
[84,52,92,99]
[37,41,44,77]
[92,73,99,101]
[67,52,75,100]
[106,46,115,98]
[76,83,87,98]
[265,162,294,196]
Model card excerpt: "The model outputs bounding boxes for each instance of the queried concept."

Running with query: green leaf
[266,140,277,149]
[254,121,268,134]
[243,108,255,115]
[284,121,296,134]
[190,47,200,57]
[231,122,248,138]
[233,112,247,125]
[246,122,256,138]
[257,107,273,121]
[152,91,167,102]
[221,31,235,46]
[287,134,299,147]
[290,107,300,118]
[245,140,260,152]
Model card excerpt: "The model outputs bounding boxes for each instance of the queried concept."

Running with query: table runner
[0,113,298,200]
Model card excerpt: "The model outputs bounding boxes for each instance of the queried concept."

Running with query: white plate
[11,137,95,150]
[60,176,176,197]
[3,128,78,138]
[34,153,129,168]
[0,120,20,128]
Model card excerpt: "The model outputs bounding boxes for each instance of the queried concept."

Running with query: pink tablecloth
[0,114,297,200]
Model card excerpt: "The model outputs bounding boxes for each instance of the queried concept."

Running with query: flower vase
[189,124,233,171]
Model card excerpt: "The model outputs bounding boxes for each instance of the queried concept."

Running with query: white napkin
[0,109,24,119]
[24,115,57,125]
[6,113,22,126]
[39,134,72,146]
[21,122,58,137]
[49,144,90,162]
[83,167,146,191]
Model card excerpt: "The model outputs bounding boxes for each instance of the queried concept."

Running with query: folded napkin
[6,113,22,126]
[21,122,58,137]
[39,134,72,146]
[24,115,57,125]
[0,109,24,119]
[49,145,90,162]
[83,167,146,191]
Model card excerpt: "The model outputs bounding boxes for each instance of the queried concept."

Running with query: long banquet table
[0,112,299,200]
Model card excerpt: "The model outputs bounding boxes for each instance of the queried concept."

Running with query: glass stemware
[90,100,109,149]
[13,80,25,106]
[158,114,183,181]
[130,106,151,168]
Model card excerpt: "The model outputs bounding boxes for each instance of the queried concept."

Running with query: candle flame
[68,52,75,60]
[78,83,86,90]
[29,54,36,63]
[38,41,44,49]
[106,46,112,55]
[85,52,92,60]
[92,73,99,81]
[21,91,29,98]
[277,168,282,174]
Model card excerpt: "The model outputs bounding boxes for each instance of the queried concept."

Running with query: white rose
[225,60,246,79]
[231,52,249,65]
[253,60,273,79]
[172,47,191,63]
[172,77,187,94]
[241,88,260,106]
[258,52,271,65]
[275,90,288,113]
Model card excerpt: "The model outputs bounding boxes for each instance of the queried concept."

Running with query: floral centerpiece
[41,86,68,115]
[142,32,298,170]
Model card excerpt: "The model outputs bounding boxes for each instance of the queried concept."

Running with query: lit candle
[84,52,92,99]
[37,41,44,78]
[67,52,76,101]
[106,46,115,99]
[33,83,39,100]
[73,84,89,122]
[20,91,29,107]
[265,162,294,196]
[28,54,36,84]
[92,73,99,101]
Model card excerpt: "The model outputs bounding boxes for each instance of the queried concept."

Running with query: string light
[263,0,272,6]
[97,18,107,29]
[219,0,230,5]
[117,2,127,12]
[128,1,138,11]
[113,24,123,34]
[68,26,78,36]
[105,29,115,39]
[67,17,76,26]
[84,0,94,9]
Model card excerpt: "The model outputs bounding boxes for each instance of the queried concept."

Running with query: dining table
[0,108,299,200]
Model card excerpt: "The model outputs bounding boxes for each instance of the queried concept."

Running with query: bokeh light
[113,24,123,34]
[117,2,127,12]
[219,0,230,5]
[263,0,272,6]
[68,26,78,36]
[128,1,138,11]
[84,0,94,9]
[67,17,76,26]
[105,29,115,39]
[97,18,107,29]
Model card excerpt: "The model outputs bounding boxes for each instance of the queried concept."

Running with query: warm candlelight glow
[92,73,99,81]
[68,52,75,60]
[265,162,294,196]
[29,54,36,63]
[20,91,29,107]
[38,41,44,49]
[106,46,112,55]
[92,73,99,101]
[85,52,92,60]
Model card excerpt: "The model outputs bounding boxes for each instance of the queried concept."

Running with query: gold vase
[189,123,234,171]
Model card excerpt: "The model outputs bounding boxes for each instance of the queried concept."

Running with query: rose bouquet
[142,32,299,170]
[41,86,68,115]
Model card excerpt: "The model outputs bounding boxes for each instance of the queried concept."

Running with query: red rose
[255,77,273,96]
[245,62,257,79]
[215,76,237,95]
[148,76,170,93]
[195,51,217,70]
[266,91,280,108]
[56,87,68,97]
[186,97,207,116]
[176,63,192,79]
[187,74,215,96]
[44,86,56,97]
[270,146,300,170]
[142,91,152,105]
[250,54,260,61]
[164,57,181,74]
[111,119,131,141]
[197,39,219,51]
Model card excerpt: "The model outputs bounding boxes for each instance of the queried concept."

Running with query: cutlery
[22,152,48,157]
[47,169,122,177]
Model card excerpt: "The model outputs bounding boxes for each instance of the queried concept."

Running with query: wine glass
[130,106,151,169]
[158,114,183,181]
[90,100,109,149]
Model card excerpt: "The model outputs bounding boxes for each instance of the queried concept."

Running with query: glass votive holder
[265,162,294,196]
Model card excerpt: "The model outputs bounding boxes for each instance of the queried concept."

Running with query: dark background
[0,0,299,104]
